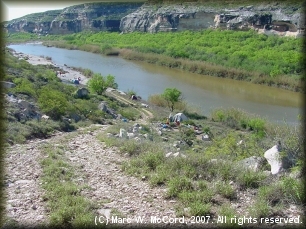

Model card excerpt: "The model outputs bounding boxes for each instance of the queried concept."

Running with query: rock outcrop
[4,2,143,35]
[2,1,305,37]
[120,2,305,37]
[264,142,283,175]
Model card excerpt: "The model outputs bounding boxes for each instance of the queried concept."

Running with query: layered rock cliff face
[3,1,305,37]
[4,2,143,35]
[120,2,305,37]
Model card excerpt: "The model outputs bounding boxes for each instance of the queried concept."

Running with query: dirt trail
[107,91,154,121]
[3,124,185,227]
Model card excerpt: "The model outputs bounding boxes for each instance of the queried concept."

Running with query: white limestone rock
[264,143,283,175]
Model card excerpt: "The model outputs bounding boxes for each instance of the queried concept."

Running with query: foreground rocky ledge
[3,123,303,228]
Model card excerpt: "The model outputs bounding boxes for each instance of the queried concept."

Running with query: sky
[1,0,145,22]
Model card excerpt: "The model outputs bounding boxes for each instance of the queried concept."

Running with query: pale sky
[1,0,145,22]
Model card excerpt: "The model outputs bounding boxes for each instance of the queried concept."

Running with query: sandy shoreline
[10,48,89,85]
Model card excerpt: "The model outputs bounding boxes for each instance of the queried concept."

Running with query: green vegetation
[40,144,95,228]
[161,88,183,112]
[87,73,117,95]
[3,49,123,144]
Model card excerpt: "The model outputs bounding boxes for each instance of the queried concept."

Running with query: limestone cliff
[3,1,305,37]
[120,2,305,37]
[4,2,144,35]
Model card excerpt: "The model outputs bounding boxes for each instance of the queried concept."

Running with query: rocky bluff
[120,2,305,37]
[3,1,305,37]
[4,2,143,34]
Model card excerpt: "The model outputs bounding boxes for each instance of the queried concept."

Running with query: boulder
[119,128,127,138]
[237,156,265,172]
[106,133,113,138]
[75,87,89,98]
[70,113,81,122]
[172,152,186,158]
[106,87,116,92]
[132,127,139,133]
[98,102,117,119]
[264,142,283,175]
[127,132,135,139]
[98,102,108,112]
[14,100,41,121]
[2,81,16,89]
[202,134,210,141]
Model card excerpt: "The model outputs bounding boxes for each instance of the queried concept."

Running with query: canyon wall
[3,1,305,37]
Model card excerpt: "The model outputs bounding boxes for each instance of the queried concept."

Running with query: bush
[119,107,140,121]
[148,94,167,107]
[215,181,236,199]
[280,177,304,204]
[142,151,164,171]
[249,199,271,218]
[38,88,70,120]
[12,78,37,98]
[166,176,193,198]
[189,202,211,217]
[235,169,267,189]
[87,73,117,95]
[247,118,266,137]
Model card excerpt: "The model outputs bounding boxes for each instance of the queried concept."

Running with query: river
[8,43,303,125]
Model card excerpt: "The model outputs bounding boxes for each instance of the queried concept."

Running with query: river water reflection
[8,43,303,125]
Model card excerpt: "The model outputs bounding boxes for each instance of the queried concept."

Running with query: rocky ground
[3,121,304,228]
[2,124,198,228]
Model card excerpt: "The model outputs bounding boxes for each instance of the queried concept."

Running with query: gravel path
[3,140,50,227]
[2,125,186,228]
[65,125,181,227]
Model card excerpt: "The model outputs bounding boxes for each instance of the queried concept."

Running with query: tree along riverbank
[6,30,304,93]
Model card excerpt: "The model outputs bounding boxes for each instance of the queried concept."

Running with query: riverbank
[42,39,304,93]
[10,47,89,85]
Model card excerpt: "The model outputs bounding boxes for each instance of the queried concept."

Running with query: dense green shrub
[38,88,70,120]
[87,73,117,95]
[38,30,302,77]
[162,88,183,112]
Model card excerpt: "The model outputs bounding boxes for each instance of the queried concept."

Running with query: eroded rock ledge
[3,2,305,37]
[120,2,305,37]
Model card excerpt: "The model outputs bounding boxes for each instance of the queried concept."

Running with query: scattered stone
[127,132,135,139]
[119,128,127,138]
[2,81,16,88]
[202,134,210,141]
[264,143,283,175]
[237,156,265,172]
[97,208,111,219]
